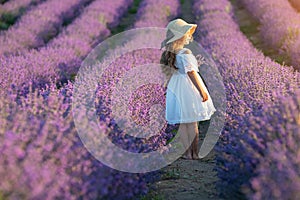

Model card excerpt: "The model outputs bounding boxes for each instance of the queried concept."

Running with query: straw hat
[160,18,197,49]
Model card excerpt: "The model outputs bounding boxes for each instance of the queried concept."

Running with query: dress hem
[166,109,216,125]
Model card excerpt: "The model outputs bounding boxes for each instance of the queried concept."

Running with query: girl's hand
[201,91,208,102]
[195,54,209,66]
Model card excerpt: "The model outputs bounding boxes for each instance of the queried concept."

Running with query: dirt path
[140,138,224,200]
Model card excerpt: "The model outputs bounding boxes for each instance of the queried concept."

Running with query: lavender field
[0,0,299,199]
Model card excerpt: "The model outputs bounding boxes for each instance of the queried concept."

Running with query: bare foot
[192,152,200,160]
[181,154,193,160]
[181,155,193,160]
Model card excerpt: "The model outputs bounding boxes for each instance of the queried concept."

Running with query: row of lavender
[0,0,45,30]
[0,0,40,15]
[239,0,300,71]
[0,0,133,199]
[192,0,300,199]
[0,0,181,95]
[0,0,118,95]
[0,0,181,199]
[0,0,94,56]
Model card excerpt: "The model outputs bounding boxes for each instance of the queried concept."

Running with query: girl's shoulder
[176,48,198,66]
[181,48,192,54]
[176,48,196,61]
[176,48,193,57]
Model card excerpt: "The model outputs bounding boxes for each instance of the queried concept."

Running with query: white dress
[165,48,216,124]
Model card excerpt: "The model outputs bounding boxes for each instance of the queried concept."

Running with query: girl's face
[172,29,194,49]
[183,30,193,45]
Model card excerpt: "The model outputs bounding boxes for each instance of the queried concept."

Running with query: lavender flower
[0,0,92,56]
[193,0,300,199]
[0,0,132,93]
[0,0,181,198]
[240,0,300,71]
[0,0,45,30]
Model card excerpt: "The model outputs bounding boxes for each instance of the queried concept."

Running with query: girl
[160,18,216,160]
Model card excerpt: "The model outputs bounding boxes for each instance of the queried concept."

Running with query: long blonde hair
[160,30,191,87]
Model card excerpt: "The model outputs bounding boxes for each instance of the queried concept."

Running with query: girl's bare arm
[187,70,208,101]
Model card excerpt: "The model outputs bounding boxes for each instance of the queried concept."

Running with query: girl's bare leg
[179,123,192,159]
[185,122,199,159]
[191,122,200,160]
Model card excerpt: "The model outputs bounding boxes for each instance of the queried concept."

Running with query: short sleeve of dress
[180,53,199,73]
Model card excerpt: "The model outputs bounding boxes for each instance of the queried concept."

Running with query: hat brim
[166,24,197,45]
[188,24,197,35]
